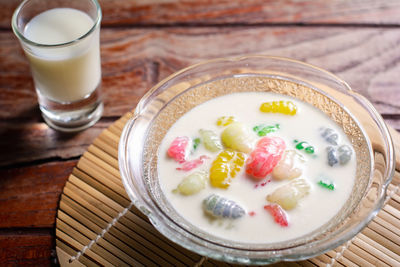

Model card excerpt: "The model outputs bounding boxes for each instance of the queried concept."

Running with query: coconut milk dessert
[23,8,101,102]
[158,92,356,243]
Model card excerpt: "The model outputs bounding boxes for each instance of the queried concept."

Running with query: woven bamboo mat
[56,111,400,267]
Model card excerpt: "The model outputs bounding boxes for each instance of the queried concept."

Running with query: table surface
[1,0,400,265]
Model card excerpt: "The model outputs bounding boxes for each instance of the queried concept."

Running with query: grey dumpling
[321,127,339,145]
[326,146,339,166]
[326,145,352,166]
[338,145,352,165]
[202,194,245,219]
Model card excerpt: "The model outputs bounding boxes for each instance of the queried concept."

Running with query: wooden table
[1,0,400,265]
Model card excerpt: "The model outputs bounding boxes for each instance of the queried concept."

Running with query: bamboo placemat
[56,111,400,267]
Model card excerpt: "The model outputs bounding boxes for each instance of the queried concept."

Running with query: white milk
[158,92,357,244]
[23,8,101,103]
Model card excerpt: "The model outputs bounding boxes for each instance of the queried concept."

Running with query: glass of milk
[11,0,103,132]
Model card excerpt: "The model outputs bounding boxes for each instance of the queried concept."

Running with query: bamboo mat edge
[56,111,400,267]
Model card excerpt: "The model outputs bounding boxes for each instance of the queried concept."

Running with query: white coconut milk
[158,92,356,243]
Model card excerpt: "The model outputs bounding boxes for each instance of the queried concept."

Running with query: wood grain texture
[0,229,54,266]
[3,27,400,119]
[89,26,400,117]
[0,120,111,167]
[2,0,400,29]
[100,0,400,26]
[0,160,76,228]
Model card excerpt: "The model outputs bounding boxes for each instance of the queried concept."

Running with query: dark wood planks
[0,120,111,167]
[4,27,400,119]
[0,160,77,228]
[0,229,54,266]
[99,0,400,26]
[2,0,400,29]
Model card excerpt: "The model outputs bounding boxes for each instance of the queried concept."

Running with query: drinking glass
[12,0,103,132]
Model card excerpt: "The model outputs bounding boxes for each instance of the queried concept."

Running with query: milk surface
[158,92,356,244]
[23,8,101,102]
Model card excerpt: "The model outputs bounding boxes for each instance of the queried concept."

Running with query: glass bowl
[118,55,395,265]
